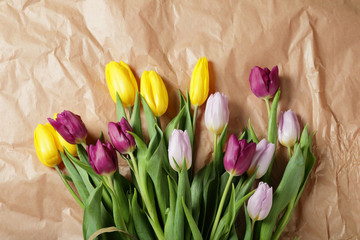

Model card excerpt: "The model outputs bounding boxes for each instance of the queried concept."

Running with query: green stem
[210,173,234,240]
[250,219,256,240]
[264,98,271,119]
[55,165,84,209]
[127,106,132,119]
[288,146,292,158]
[81,142,87,150]
[214,133,218,158]
[106,175,115,193]
[156,116,162,130]
[129,152,165,240]
[192,105,199,133]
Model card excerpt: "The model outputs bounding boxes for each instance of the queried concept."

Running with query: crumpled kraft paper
[1,0,360,239]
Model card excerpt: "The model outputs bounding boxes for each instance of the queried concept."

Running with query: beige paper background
[1,0,360,239]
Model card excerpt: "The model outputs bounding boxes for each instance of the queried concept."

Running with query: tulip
[34,123,62,167]
[249,66,279,99]
[247,182,273,221]
[223,135,256,176]
[205,92,229,135]
[48,110,87,144]
[278,110,300,148]
[189,57,209,106]
[53,113,77,156]
[108,118,136,154]
[105,61,139,107]
[140,70,168,117]
[87,140,118,176]
[168,129,192,171]
[247,139,275,179]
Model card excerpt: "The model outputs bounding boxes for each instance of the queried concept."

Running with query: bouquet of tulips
[34,58,315,240]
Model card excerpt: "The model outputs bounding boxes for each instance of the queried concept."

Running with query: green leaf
[116,92,128,122]
[178,90,194,147]
[131,190,155,240]
[200,162,219,238]
[130,92,143,139]
[165,176,177,239]
[228,225,239,240]
[164,106,186,144]
[74,145,95,193]
[174,159,191,240]
[272,130,316,240]
[263,89,280,183]
[140,94,156,140]
[248,119,259,144]
[146,127,171,223]
[83,184,121,240]
[182,198,203,240]
[113,171,131,224]
[59,151,89,202]
[214,124,228,174]
[267,89,280,144]
[190,166,206,224]
[260,145,305,240]
[243,204,252,240]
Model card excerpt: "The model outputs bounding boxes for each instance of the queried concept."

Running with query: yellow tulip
[105,61,139,107]
[140,70,169,117]
[34,123,63,167]
[189,57,209,106]
[54,113,78,156]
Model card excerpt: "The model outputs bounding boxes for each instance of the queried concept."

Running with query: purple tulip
[205,92,229,135]
[278,110,300,147]
[247,182,273,221]
[87,140,118,176]
[48,110,87,144]
[247,139,275,179]
[249,66,279,99]
[223,134,256,176]
[108,118,136,154]
[168,129,192,171]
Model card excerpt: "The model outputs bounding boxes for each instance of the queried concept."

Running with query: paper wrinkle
[1,0,360,239]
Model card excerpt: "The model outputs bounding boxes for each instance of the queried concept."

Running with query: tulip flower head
[278,110,300,148]
[247,182,273,221]
[249,66,279,99]
[87,140,118,176]
[247,139,275,179]
[53,113,78,156]
[205,92,229,135]
[168,129,192,171]
[105,61,139,107]
[34,123,63,167]
[48,110,87,145]
[108,118,136,154]
[189,57,209,106]
[223,135,256,176]
[140,70,168,117]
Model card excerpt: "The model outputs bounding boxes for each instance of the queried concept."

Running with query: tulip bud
[108,118,136,154]
[140,70,168,117]
[54,113,77,156]
[247,182,273,221]
[87,140,118,176]
[205,92,229,135]
[105,61,139,107]
[48,110,87,144]
[249,66,279,99]
[223,135,256,176]
[189,57,209,106]
[278,110,300,147]
[247,139,275,179]
[168,129,192,171]
[34,123,62,167]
